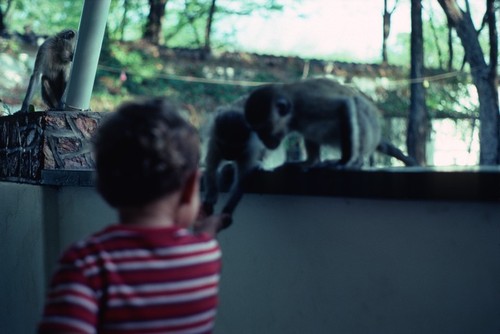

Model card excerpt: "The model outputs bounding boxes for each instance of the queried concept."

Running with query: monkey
[19,29,77,113]
[244,78,418,169]
[201,98,266,222]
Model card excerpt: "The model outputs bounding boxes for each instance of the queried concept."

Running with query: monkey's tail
[377,141,419,167]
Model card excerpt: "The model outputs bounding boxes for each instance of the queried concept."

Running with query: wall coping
[245,165,500,201]
[11,166,498,202]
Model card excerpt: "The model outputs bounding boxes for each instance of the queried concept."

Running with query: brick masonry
[0,111,107,183]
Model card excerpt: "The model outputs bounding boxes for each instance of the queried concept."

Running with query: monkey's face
[245,86,292,150]
[253,123,283,149]
[55,29,77,63]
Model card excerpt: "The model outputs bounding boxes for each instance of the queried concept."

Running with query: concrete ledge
[40,169,96,187]
[24,166,500,202]
[245,165,500,202]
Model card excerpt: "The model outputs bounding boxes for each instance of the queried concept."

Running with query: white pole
[64,0,111,111]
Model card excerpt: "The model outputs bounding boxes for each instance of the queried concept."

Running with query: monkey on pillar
[244,78,418,168]
[201,97,266,223]
[19,29,77,112]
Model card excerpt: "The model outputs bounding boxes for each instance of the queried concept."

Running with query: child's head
[93,98,200,211]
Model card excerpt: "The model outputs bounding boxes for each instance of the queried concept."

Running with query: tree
[437,0,499,165]
[0,6,4,35]
[1,0,80,34]
[202,0,216,57]
[118,0,131,41]
[144,0,168,44]
[161,0,285,52]
[407,0,429,165]
[446,15,455,71]
[382,0,399,64]
[485,0,499,161]
[0,0,14,35]
[427,7,445,69]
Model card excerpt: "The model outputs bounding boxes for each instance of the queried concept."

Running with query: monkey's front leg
[303,140,321,166]
[42,77,60,109]
[276,139,321,172]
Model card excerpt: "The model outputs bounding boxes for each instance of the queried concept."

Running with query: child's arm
[38,249,98,334]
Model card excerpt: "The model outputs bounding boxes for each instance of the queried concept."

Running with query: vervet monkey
[202,99,266,219]
[244,78,417,168]
[20,29,77,112]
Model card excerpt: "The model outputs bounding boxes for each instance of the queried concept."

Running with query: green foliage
[107,0,149,41]
[0,0,484,124]
[376,87,410,117]
[425,75,477,118]
[0,37,20,54]
[7,0,80,34]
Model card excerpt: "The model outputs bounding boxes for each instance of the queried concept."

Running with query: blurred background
[0,0,498,166]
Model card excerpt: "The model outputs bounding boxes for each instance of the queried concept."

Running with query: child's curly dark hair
[93,98,200,208]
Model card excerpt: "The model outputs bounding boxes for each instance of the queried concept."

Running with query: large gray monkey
[20,29,77,112]
[244,78,417,168]
[202,97,266,223]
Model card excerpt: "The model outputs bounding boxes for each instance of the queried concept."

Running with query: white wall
[1,183,499,333]
[217,195,500,333]
[0,183,47,334]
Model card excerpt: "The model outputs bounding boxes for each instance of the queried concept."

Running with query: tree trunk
[202,0,217,60]
[0,0,13,34]
[407,0,429,165]
[486,0,499,162]
[143,0,168,45]
[447,17,454,71]
[0,7,5,35]
[382,0,390,64]
[382,0,398,64]
[438,0,499,165]
[119,0,130,42]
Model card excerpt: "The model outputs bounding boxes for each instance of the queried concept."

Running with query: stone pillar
[0,111,106,183]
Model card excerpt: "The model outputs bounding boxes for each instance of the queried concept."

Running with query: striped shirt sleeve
[38,249,98,334]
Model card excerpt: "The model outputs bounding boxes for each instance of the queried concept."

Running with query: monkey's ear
[275,97,291,116]
[64,30,76,39]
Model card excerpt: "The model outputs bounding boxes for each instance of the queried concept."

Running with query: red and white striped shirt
[38,224,222,334]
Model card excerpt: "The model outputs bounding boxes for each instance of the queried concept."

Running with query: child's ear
[175,170,201,228]
[180,170,201,204]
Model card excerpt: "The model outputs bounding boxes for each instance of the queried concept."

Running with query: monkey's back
[35,32,75,78]
[287,78,383,158]
[287,78,357,99]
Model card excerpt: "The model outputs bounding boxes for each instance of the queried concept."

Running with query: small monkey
[244,78,417,168]
[20,29,77,112]
[202,98,266,219]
